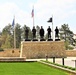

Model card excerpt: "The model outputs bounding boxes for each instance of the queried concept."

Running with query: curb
[38,61,76,75]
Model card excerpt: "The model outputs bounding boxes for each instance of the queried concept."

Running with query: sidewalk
[26,57,76,68]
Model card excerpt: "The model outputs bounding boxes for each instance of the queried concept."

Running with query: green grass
[0,62,69,75]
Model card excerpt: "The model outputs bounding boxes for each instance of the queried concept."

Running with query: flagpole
[14,16,16,49]
[33,11,34,27]
[32,5,34,27]
[52,15,54,41]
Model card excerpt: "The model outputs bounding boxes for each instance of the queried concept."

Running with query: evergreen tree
[1,24,13,48]
[36,25,40,39]
[15,23,22,48]
[59,24,74,50]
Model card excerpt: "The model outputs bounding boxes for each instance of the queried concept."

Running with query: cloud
[35,0,76,19]
[0,0,76,33]
[33,0,76,33]
[0,2,31,30]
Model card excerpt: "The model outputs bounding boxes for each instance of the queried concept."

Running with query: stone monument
[20,41,66,58]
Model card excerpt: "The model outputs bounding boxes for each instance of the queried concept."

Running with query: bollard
[75,60,76,68]
[46,55,48,61]
[53,57,55,63]
[62,57,64,66]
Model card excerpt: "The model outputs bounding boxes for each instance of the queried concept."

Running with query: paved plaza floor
[26,57,76,68]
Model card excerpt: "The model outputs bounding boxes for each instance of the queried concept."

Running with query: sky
[0,0,76,33]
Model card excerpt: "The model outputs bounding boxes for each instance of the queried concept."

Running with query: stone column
[20,41,23,58]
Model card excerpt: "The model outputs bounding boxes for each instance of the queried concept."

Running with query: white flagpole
[52,15,54,41]
[14,16,16,49]
[32,5,34,27]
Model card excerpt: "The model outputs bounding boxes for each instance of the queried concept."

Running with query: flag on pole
[31,6,34,26]
[31,9,34,17]
[12,18,15,27]
[12,16,16,48]
[47,18,52,22]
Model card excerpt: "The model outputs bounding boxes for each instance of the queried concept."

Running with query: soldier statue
[55,26,59,39]
[39,26,44,39]
[32,26,36,39]
[25,27,29,40]
[47,26,52,39]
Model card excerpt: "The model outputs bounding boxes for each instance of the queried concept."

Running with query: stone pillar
[20,41,23,58]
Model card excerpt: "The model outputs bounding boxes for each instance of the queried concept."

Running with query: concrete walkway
[26,57,76,68]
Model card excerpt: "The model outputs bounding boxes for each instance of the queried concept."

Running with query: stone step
[0,57,26,62]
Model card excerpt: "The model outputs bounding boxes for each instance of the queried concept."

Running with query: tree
[2,24,12,35]
[60,24,73,41]
[2,34,13,48]
[1,23,22,48]
[59,24,74,50]
[15,23,22,48]
[36,25,40,39]
[1,24,13,48]
[21,25,26,40]
[28,26,32,39]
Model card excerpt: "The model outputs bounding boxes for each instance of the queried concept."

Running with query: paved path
[26,57,76,68]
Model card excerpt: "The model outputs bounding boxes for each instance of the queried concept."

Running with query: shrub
[0,48,4,51]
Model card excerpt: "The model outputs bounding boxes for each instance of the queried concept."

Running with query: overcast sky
[0,0,76,33]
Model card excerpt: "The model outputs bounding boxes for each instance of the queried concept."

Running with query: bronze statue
[32,26,36,39]
[39,26,44,39]
[47,26,52,39]
[25,27,29,39]
[55,26,59,39]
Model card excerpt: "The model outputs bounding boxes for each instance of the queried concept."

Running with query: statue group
[25,26,59,41]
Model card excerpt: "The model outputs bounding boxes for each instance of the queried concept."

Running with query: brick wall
[21,41,66,58]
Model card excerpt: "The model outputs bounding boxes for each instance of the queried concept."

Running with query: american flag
[31,9,34,17]
[12,18,15,27]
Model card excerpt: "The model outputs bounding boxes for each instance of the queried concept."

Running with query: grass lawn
[0,62,69,75]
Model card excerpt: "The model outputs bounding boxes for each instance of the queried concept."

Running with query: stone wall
[1,47,76,57]
[66,50,76,57]
[0,49,20,57]
[21,41,66,58]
